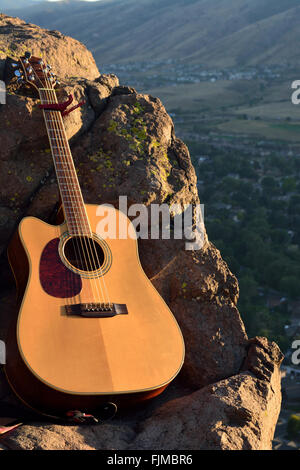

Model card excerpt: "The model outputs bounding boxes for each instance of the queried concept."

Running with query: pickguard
[39,238,82,298]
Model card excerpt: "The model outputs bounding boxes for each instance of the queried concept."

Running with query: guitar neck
[39,88,91,236]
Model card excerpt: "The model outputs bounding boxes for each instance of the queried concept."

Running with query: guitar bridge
[65,303,128,318]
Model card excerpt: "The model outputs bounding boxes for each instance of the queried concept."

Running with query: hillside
[0,13,284,450]
[2,0,300,67]
[0,0,36,9]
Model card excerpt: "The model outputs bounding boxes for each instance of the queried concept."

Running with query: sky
[18,0,103,2]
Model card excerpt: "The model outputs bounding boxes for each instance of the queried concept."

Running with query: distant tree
[261,176,278,192]
[282,177,297,193]
[287,415,300,439]
[279,276,300,299]
[288,195,300,215]
[239,274,258,303]
[264,258,292,289]
[271,228,289,246]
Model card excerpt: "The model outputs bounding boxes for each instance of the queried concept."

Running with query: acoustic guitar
[4,53,185,418]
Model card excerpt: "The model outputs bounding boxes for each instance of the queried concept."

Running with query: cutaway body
[5,204,185,416]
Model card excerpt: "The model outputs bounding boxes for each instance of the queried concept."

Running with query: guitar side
[5,204,185,416]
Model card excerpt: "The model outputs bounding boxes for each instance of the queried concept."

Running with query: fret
[50,137,67,145]
[67,223,90,227]
[55,168,77,173]
[53,159,72,164]
[64,217,90,223]
[62,203,85,208]
[58,180,79,186]
[46,131,65,138]
[62,213,89,217]
[64,225,90,230]
[49,140,67,146]
[50,141,69,145]
[47,130,65,136]
[51,145,69,151]
[59,185,82,190]
[45,120,63,125]
[57,180,81,186]
[65,221,90,228]
[61,192,84,199]
[44,110,61,113]
[52,152,70,156]
[61,203,84,207]
[61,191,81,201]
[56,175,81,180]
[64,221,91,230]
[40,88,91,234]
[62,215,90,223]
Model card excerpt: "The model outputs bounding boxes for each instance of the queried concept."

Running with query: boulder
[0,13,99,81]
[0,15,283,450]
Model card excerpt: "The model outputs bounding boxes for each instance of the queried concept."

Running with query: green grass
[235,101,300,121]
[217,119,300,141]
[144,75,300,142]
[146,81,254,113]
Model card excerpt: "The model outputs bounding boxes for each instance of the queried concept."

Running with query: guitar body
[5,204,184,416]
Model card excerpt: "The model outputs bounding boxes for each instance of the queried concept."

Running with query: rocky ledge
[0,15,283,450]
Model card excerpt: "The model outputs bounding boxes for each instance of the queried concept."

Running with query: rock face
[0,15,283,450]
[0,14,99,81]
[130,337,283,450]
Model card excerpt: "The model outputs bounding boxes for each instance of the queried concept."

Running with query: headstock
[12,51,60,92]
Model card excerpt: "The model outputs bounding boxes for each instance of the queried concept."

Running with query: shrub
[287,414,300,438]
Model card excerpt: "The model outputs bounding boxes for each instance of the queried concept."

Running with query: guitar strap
[0,367,117,436]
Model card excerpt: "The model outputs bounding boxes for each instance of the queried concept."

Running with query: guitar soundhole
[63,236,105,273]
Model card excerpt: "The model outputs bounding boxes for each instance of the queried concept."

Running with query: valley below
[104,61,300,448]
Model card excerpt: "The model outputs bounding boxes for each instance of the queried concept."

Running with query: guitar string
[24,61,99,310]
[41,87,102,306]
[36,69,91,307]
[40,91,90,305]
[39,68,111,306]
[41,97,86,306]
[37,69,99,304]
[39,66,111,306]
[45,88,110,306]
[26,62,84,306]
[47,87,112,307]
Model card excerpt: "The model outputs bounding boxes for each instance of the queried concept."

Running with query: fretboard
[39,89,91,236]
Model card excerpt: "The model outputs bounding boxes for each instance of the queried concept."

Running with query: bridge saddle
[65,303,128,318]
